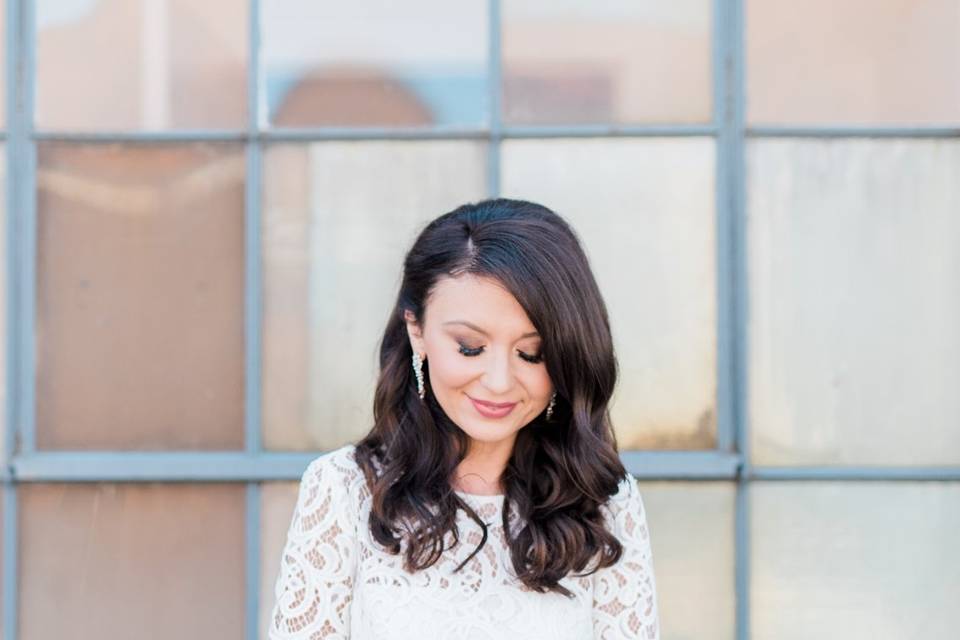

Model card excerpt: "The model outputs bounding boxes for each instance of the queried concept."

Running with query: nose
[481,348,515,396]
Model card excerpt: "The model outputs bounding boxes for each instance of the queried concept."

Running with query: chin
[457,417,518,441]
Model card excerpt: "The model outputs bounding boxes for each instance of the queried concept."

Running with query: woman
[268,198,660,639]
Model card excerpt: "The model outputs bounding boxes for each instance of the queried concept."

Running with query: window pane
[502,0,711,125]
[637,481,735,640]
[36,143,246,450]
[751,482,960,639]
[19,483,246,640]
[36,0,248,130]
[259,481,299,640]
[748,139,960,466]
[261,141,487,450]
[502,138,717,450]
[262,0,488,127]
[747,0,960,125]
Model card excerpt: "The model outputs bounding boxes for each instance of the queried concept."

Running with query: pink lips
[469,396,517,418]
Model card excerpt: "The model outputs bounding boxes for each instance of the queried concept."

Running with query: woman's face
[405,274,554,452]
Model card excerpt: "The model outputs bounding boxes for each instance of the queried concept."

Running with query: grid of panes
[1,1,958,639]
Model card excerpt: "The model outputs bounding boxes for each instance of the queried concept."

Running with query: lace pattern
[268,444,659,639]
[269,450,361,639]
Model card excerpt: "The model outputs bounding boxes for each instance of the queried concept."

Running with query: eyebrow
[443,320,540,339]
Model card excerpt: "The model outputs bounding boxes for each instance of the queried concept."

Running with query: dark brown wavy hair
[354,197,628,597]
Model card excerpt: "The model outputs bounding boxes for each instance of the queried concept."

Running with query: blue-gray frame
[3,1,959,639]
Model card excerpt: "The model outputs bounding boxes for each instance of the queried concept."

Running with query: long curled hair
[354,197,628,597]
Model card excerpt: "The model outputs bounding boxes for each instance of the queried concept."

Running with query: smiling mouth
[468,395,517,409]
[468,395,517,417]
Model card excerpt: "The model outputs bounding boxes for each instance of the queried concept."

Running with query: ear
[404,309,426,359]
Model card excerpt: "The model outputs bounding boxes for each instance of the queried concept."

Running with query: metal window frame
[2,1,959,639]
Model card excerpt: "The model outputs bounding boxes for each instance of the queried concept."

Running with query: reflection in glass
[36,0,248,130]
[747,0,960,125]
[502,0,712,124]
[261,0,488,127]
[19,483,246,639]
[36,143,246,450]
[261,141,487,450]
[502,138,717,450]
[751,482,960,639]
[748,139,960,466]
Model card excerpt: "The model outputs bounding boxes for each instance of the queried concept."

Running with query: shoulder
[591,473,660,637]
[303,443,362,482]
[298,444,364,516]
[600,472,650,541]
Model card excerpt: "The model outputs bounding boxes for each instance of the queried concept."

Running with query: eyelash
[458,344,544,364]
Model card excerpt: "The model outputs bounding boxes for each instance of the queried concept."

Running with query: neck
[452,436,515,495]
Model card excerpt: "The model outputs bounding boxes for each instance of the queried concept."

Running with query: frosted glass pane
[503,0,711,124]
[748,139,960,465]
[751,482,960,640]
[261,141,488,450]
[262,0,488,127]
[36,143,246,450]
[502,138,716,450]
[747,0,960,124]
[36,0,248,130]
[259,481,299,640]
[637,481,735,640]
[19,483,246,640]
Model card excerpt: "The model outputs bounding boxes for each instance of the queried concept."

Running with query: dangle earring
[412,351,426,401]
[545,391,557,420]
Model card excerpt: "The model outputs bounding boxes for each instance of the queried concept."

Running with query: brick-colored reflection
[502,1,712,124]
[36,143,245,450]
[748,0,960,125]
[36,0,247,130]
[19,483,245,640]
[262,1,488,127]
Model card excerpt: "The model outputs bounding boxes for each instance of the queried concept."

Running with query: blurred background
[0,0,958,638]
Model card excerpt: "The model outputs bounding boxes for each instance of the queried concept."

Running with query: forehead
[425,274,537,335]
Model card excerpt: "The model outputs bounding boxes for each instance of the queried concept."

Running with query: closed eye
[458,344,543,364]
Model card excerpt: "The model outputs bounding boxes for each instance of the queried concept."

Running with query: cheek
[427,349,476,389]
[520,369,553,401]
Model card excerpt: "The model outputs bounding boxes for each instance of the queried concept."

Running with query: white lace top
[267,444,660,639]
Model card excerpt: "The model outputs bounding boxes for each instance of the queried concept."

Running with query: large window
[2,1,958,639]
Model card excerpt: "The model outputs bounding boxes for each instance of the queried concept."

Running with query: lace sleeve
[268,453,359,639]
[591,474,660,640]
